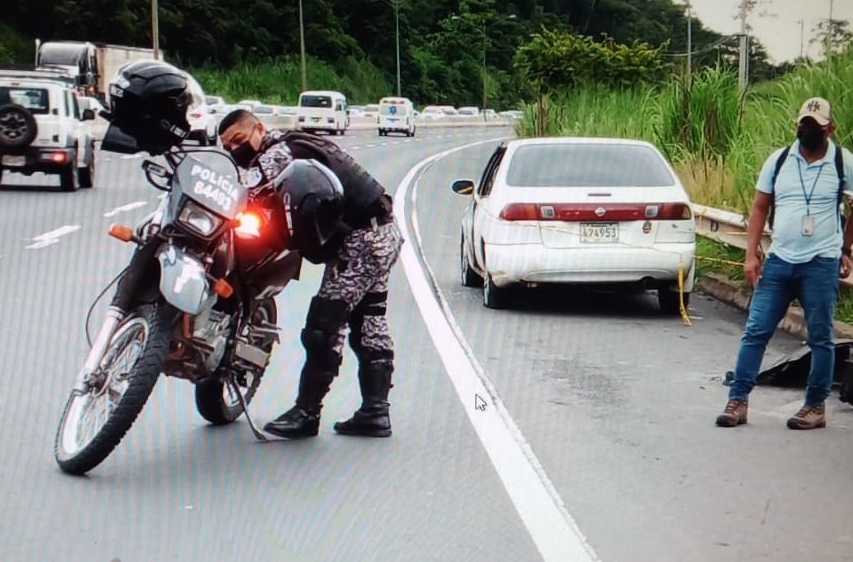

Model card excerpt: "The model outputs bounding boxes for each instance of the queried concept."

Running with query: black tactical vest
[279,131,388,228]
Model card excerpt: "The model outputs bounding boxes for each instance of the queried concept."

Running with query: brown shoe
[786,404,826,430]
[716,399,748,427]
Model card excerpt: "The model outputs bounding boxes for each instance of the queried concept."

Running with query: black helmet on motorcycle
[101,60,200,155]
[272,159,346,263]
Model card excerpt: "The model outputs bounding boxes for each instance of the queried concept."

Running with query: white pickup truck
[0,67,97,191]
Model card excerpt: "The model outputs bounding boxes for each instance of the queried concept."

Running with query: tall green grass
[517,48,853,215]
[191,55,391,105]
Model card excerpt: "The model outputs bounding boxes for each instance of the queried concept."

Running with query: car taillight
[498,203,692,221]
[190,111,202,118]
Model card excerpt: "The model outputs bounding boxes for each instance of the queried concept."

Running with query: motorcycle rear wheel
[54,304,173,475]
[194,298,277,425]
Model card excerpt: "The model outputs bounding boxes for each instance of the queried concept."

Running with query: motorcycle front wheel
[54,303,173,475]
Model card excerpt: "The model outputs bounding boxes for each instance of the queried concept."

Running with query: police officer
[218,110,403,438]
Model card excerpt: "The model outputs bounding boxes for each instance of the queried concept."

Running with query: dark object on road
[723,339,853,405]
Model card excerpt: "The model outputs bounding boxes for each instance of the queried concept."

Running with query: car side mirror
[451,179,475,195]
[208,107,216,114]
[81,109,96,121]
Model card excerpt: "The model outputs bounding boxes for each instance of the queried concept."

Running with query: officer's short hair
[218,109,258,136]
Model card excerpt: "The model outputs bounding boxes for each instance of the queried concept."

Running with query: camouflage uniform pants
[317,220,404,361]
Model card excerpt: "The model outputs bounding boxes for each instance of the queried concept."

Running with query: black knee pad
[348,291,389,356]
[301,297,348,367]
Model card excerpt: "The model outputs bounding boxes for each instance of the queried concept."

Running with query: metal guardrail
[691,202,853,288]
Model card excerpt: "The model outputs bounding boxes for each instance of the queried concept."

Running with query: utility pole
[737,0,749,91]
[686,1,692,85]
[151,0,160,60]
[482,21,487,111]
[827,0,835,55]
[299,0,307,91]
[799,19,804,59]
[395,0,401,96]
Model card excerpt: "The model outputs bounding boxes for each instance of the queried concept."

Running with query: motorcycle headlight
[178,200,222,236]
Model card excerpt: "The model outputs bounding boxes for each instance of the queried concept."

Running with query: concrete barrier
[226,113,516,133]
[90,113,516,144]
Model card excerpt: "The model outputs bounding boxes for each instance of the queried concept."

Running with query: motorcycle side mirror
[142,160,173,192]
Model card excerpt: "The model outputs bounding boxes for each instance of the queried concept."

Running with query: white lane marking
[394,139,600,562]
[119,154,143,160]
[103,200,148,217]
[350,146,362,150]
[365,144,375,148]
[25,225,81,250]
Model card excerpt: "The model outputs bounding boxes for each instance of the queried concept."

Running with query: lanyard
[796,159,826,215]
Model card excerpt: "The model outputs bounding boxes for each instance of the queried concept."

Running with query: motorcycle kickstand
[225,376,271,443]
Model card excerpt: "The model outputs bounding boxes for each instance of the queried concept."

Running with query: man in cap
[716,97,853,430]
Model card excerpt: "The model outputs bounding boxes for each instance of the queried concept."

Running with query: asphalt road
[0,126,851,562]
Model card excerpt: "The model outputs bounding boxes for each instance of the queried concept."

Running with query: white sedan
[451,137,696,312]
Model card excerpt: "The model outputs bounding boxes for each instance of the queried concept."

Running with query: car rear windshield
[0,87,50,114]
[505,143,676,187]
[300,95,332,108]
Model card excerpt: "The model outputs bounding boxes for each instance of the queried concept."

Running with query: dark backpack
[768,143,846,230]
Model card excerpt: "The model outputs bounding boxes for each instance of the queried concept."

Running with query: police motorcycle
[54,61,301,475]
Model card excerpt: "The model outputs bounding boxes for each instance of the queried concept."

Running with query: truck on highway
[34,40,162,102]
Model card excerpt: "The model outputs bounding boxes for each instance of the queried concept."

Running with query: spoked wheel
[54,304,173,475]
[195,298,278,425]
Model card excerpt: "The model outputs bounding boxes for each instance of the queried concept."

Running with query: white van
[378,96,415,137]
[296,90,348,135]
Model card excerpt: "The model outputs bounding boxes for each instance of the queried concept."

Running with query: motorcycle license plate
[2,155,25,167]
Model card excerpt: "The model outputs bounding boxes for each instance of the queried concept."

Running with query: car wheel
[60,163,78,192]
[483,270,509,309]
[78,148,95,188]
[658,289,690,316]
[460,235,482,288]
[0,104,37,151]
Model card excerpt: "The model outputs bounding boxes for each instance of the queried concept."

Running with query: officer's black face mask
[226,123,263,168]
[797,119,827,151]
[229,140,257,169]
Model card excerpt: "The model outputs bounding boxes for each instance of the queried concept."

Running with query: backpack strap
[834,143,846,197]
[835,144,848,232]
[768,145,792,230]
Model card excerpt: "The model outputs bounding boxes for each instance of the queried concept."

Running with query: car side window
[477,146,506,197]
[58,90,68,117]
[70,92,81,119]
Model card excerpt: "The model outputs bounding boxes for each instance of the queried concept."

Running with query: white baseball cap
[797,97,832,126]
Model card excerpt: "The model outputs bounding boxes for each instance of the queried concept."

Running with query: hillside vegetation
[515,48,853,216]
[3,0,786,108]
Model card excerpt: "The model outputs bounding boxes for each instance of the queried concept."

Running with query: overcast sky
[683,0,852,63]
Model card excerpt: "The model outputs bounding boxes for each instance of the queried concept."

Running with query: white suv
[0,68,96,191]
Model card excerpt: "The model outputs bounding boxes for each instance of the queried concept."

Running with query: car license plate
[2,155,25,167]
[580,222,618,243]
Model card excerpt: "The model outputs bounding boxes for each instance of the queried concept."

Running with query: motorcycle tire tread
[54,303,173,475]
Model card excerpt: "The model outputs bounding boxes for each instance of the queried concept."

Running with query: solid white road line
[25,225,82,250]
[394,139,600,562]
[103,201,148,218]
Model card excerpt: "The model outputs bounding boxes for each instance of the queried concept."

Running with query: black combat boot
[263,364,337,439]
[334,359,393,438]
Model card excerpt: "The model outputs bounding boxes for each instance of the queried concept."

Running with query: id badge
[802,214,815,236]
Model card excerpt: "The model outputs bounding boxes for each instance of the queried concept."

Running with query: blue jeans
[729,254,839,405]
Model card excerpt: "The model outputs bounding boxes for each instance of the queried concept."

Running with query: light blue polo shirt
[758,139,853,263]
